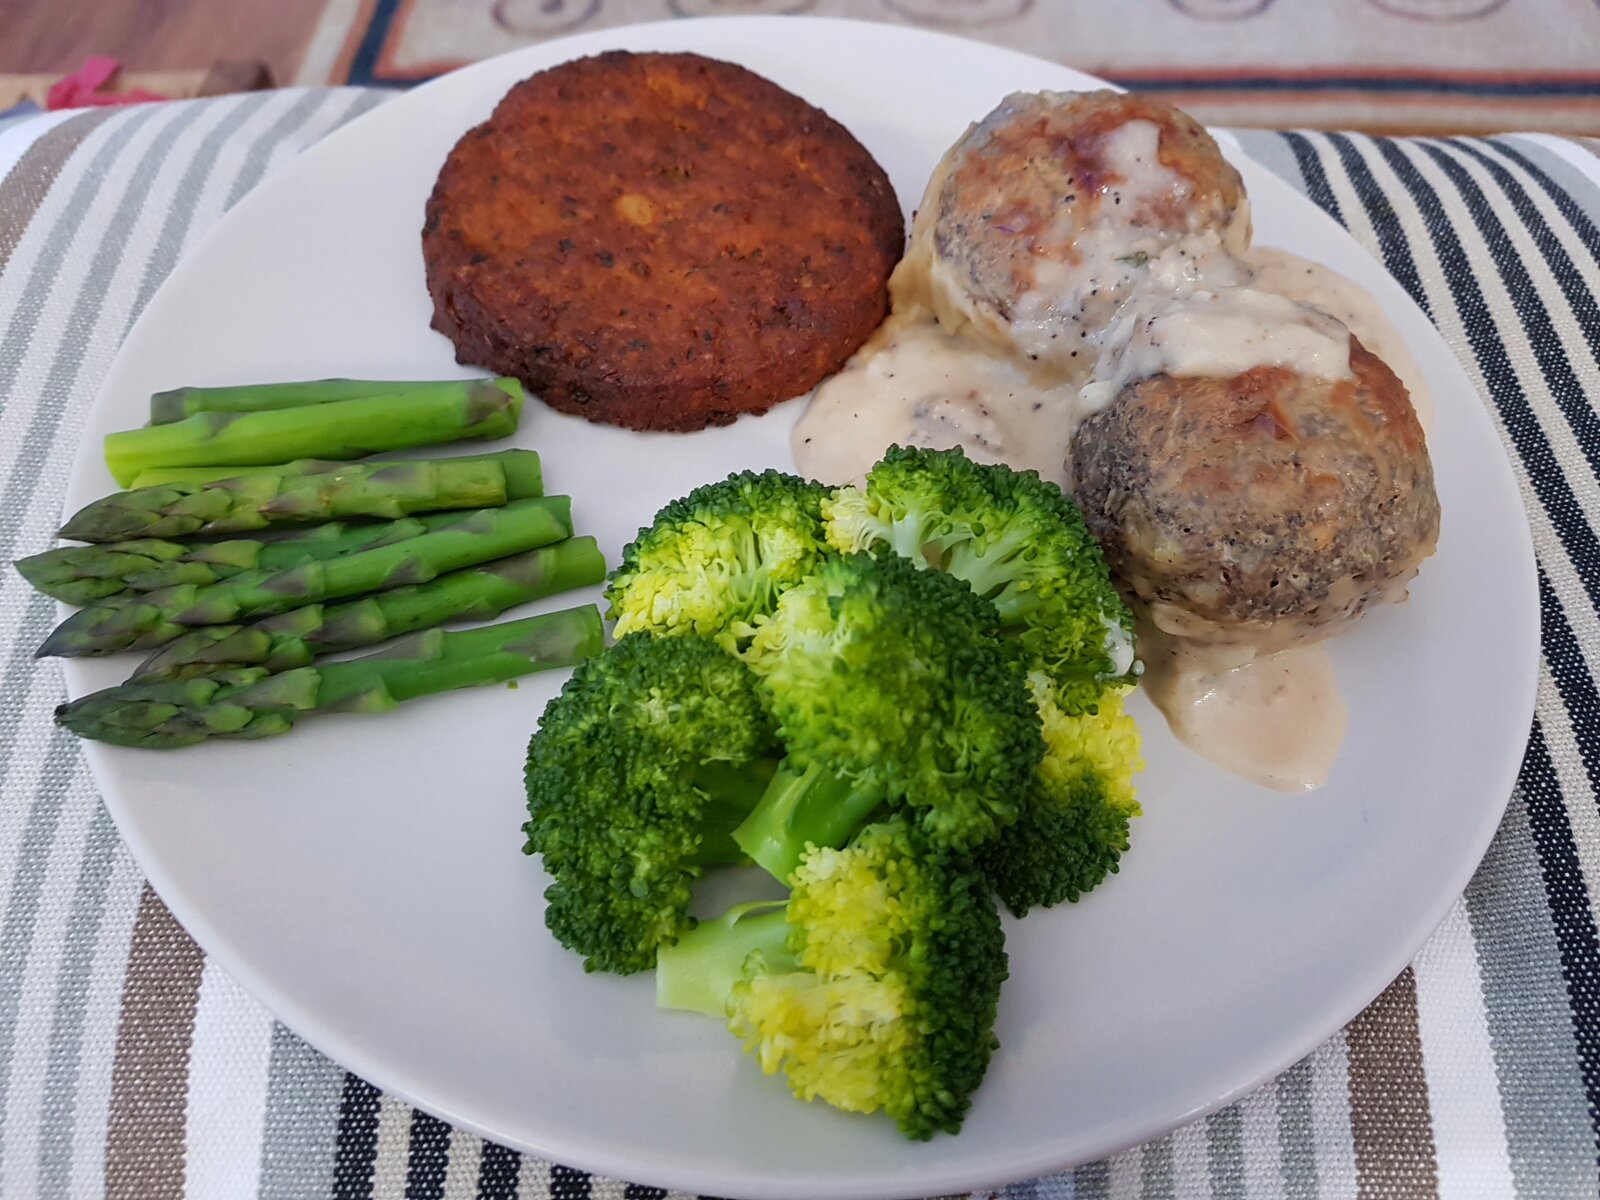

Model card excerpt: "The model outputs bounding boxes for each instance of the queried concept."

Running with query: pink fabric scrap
[47,57,168,110]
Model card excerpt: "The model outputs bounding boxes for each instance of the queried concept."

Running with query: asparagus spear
[149,378,496,425]
[104,377,525,486]
[16,517,462,605]
[38,497,573,657]
[55,604,604,748]
[126,448,544,492]
[132,536,606,680]
[61,450,543,542]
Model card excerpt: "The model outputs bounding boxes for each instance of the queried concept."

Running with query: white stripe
[1377,139,1600,915]
[0,102,244,926]
[0,750,119,1194]
[294,0,367,86]
[1523,131,1600,195]
[1167,1113,1212,1198]
[182,958,276,1200]
[244,90,377,200]
[1476,138,1600,282]
[440,1125,483,1200]
[0,114,161,915]
[0,105,181,492]
[0,110,77,188]
[1106,1143,1142,1199]
[1410,899,1516,1200]
[1422,138,1600,496]
[369,1091,413,1199]
[155,91,311,278]
[1292,134,1385,271]
[1237,1081,1285,1200]
[519,1152,553,1195]
[1307,1033,1358,1200]
[1339,135,1600,653]
[1343,134,1600,689]
[65,837,143,1200]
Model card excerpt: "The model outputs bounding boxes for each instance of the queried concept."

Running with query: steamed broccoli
[733,551,1043,882]
[656,817,1007,1140]
[523,633,779,973]
[823,446,1137,713]
[605,470,831,648]
[984,674,1145,915]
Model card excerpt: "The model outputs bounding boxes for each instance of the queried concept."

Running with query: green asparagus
[104,377,525,485]
[129,466,293,487]
[61,450,543,542]
[16,517,460,605]
[126,448,544,492]
[132,536,606,680]
[55,604,605,748]
[149,378,498,425]
[38,497,573,657]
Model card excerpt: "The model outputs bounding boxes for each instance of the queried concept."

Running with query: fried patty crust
[1071,338,1440,651]
[422,51,905,432]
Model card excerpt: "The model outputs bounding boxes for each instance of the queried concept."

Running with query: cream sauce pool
[791,133,1429,792]
[1142,638,1349,792]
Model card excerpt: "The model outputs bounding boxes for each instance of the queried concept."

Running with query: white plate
[63,17,1538,1200]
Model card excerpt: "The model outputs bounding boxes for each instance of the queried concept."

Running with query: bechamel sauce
[792,117,1430,792]
[1141,635,1349,792]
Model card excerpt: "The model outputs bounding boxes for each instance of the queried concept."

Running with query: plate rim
[61,16,1541,1198]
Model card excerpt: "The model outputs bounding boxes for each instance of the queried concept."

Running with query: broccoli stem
[732,759,885,884]
[687,759,779,865]
[655,901,794,1017]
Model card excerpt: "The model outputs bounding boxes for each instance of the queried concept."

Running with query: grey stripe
[1001,1174,1042,1199]
[1274,1057,1319,1200]
[257,1024,346,1200]
[1230,129,1307,193]
[341,89,391,128]
[0,104,205,796]
[1206,1106,1245,1200]
[0,726,91,1195]
[0,105,157,432]
[1140,1139,1175,1200]
[35,799,122,1200]
[0,104,202,1183]
[1490,135,1600,233]
[0,112,116,278]
[224,90,349,212]
[1463,790,1597,1198]
[121,92,277,339]
[1074,1158,1110,1200]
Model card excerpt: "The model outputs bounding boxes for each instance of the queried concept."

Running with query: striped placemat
[0,89,1597,1199]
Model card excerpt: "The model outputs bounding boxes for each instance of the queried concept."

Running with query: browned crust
[422,50,905,432]
[933,89,1246,318]
[1070,337,1440,631]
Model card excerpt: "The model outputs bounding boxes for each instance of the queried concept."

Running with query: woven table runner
[294,0,1600,136]
[0,88,1596,1200]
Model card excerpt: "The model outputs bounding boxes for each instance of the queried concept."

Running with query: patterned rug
[289,0,1600,134]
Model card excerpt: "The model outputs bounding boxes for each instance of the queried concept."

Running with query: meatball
[1070,338,1440,653]
[919,90,1250,366]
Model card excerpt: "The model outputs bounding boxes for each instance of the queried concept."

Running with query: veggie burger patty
[422,51,905,433]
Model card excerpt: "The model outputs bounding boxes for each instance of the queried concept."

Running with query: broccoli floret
[605,470,831,648]
[824,445,1137,714]
[523,633,779,973]
[984,675,1145,916]
[734,551,1042,881]
[656,817,1007,1140]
